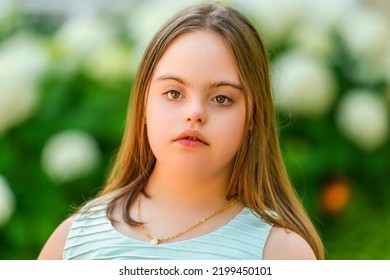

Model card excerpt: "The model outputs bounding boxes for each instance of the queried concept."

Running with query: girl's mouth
[174,129,209,147]
[176,137,207,148]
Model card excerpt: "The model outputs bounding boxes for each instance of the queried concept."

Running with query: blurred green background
[0,0,389,260]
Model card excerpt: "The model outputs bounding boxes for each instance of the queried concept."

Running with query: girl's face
[146,30,246,179]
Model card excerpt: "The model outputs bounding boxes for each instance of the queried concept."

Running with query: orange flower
[321,180,352,214]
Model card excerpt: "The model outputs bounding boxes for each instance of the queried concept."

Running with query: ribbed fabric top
[63,200,272,260]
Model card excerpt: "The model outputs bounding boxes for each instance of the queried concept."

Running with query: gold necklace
[136,193,238,245]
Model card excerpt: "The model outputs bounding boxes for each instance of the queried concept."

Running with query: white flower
[0,82,39,135]
[41,130,101,183]
[0,33,49,134]
[282,0,353,57]
[287,24,334,58]
[54,14,117,67]
[0,175,16,227]
[0,33,49,82]
[383,39,390,83]
[83,42,132,82]
[344,7,389,55]
[337,6,390,83]
[336,90,389,151]
[338,6,389,59]
[301,0,356,30]
[237,0,306,46]
[271,50,337,117]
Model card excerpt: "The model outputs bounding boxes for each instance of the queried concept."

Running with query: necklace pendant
[150,238,159,245]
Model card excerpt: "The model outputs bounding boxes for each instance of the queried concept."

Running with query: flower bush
[0,0,389,259]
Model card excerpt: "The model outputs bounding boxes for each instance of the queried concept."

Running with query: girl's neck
[145,162,231,205]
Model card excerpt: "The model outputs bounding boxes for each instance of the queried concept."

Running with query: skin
[38,30,316,260]
[145,30,246,201]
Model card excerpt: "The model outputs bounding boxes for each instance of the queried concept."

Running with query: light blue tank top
[63,199,272,260]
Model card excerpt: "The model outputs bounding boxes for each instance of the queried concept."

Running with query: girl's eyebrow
[155,74,189,86]
[154,74,243,91]
[209,81,243,91]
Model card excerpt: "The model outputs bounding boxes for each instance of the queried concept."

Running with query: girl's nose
[185,99,207,125]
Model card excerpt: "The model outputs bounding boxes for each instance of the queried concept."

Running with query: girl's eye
[213,95,232,105]
[165,90,181,100]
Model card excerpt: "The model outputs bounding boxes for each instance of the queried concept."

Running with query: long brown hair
[97,1,324,259]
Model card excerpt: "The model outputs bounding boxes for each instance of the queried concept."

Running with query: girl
[38,1,324,260]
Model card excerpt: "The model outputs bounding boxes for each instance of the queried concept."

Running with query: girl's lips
[174,129,209,146]
[176,138,208,148]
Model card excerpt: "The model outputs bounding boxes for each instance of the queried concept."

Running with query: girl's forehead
[152,30,241,85]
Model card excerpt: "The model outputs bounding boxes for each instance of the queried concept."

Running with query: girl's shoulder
[38,195,111,260]
[263,226,316,260]
[37,215,77,259]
